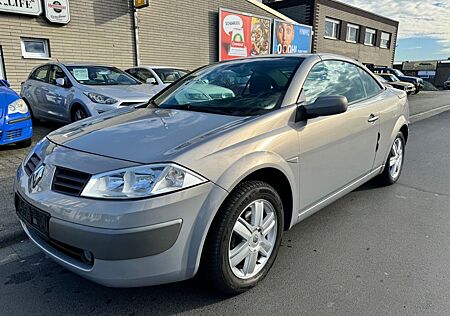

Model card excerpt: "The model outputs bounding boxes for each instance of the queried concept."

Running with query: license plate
[15,194,50,238]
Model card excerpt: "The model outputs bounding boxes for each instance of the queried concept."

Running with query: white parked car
[125,66,189,88]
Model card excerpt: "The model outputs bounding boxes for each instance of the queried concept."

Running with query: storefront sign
[0,0,42,16]
[403,60,438,71]
[272,20,312,54]
[134,0,149,9]
[219,8,272,61]
[44,0,70,24]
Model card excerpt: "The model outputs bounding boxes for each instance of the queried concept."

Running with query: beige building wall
[315,2,398,66]
[137,0,280,70]
[0,0,135,90]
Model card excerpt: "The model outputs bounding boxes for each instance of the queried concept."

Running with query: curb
[0,229,27,249]
[410,104,450,123]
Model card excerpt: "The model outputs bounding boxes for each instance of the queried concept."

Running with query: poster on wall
[219,9,272,61]
[272,20,312,54]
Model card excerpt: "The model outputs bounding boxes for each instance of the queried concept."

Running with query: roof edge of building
[267,0,398,27]
[246,0,298,23]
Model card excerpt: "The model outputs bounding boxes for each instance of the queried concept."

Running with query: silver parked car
[15,54,409,294]
[21,63,160,123]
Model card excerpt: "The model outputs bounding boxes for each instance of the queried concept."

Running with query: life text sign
[0,0,42,16]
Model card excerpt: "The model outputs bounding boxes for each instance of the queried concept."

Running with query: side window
[358,68,382,98]
[302,60,367,105]
[31,66,49,82]
[48,66,69,85]
[133,68,156,83]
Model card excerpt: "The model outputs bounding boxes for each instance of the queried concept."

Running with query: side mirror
[296,96,348,122]
[56,78,65,87]
[146,78,157,85]
[0,79,10,87]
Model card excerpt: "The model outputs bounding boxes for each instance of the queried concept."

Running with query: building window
[364,28,376,46]
[324,18,340,39]
[346,24,360,43]
[21,38,50,59]
[380,32,391,49]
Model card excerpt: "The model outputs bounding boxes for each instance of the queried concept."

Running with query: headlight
[86,92,117,104]
[81,163,207,199]
[8,99,29,115]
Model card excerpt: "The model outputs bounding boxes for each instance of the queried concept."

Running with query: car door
[297,60,382,211]
[47,65,73,122]
[22,65,51,119]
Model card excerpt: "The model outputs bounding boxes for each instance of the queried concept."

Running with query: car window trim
[32,65,51,83]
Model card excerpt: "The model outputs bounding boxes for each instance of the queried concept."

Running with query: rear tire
[71,105,89,122]
[201,180,284,294]
[378,132,405,186]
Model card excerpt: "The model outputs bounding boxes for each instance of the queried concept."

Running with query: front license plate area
[15,194,50,238]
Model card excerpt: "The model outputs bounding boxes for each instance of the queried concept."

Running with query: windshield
[66,66,141,86]
[154,68,189,83]
[392,69,405,77]
[152,57,303,116]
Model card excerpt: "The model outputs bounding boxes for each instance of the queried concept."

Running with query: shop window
[364,29,376,46]
[21,38,50,59]
[346,24,360,43]
[380,32,391,49]
[324,18,340,39]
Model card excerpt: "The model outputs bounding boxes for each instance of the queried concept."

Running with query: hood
[392,81,413,87]
[398,75,419,82]
[47,107,252,163]
[81,84,160,101]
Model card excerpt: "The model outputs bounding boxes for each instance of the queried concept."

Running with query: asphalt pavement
[0,91,449,315]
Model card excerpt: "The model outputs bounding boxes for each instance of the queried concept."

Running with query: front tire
[16,138,32,148]
[71,105,89,122]
[202,180,284,294]
[378,132,405,186]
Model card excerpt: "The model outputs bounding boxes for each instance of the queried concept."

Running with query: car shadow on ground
[2,251,232,315]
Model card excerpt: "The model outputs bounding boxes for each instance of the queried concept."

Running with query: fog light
[82,250,94,265]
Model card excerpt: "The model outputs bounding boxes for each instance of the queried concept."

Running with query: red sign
[219,9,272,61]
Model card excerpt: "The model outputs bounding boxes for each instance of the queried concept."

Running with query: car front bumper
[0,114,32,145]
[15,144,228,287]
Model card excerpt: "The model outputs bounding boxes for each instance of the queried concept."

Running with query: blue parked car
[0,79,32,147]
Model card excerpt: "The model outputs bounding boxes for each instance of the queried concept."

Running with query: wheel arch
[189,153,299,277]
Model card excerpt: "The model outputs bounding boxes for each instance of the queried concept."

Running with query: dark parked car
[373,67,424,94]
[376,74,415,95]
[443,77,450,90]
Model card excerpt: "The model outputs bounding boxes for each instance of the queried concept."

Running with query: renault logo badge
[31,164,45,189]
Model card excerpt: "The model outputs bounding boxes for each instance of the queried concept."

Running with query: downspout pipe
[131,2,141,66]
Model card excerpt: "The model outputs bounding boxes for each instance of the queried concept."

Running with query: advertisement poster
[272,20,312,54]
[219,9,272,61]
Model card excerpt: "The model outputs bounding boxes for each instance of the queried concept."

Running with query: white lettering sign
[44,0,70,24]
[0,0,42,16]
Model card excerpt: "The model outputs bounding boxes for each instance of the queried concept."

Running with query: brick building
[0,0,398,90]
[0,0,290,90]
[265,0,399,68]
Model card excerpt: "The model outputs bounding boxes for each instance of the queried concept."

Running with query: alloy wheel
[228,199,278,279]
[389,137,404,180]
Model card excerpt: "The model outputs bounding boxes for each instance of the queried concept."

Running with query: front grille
[24,153,42,176]
[52,167,91,196]
[6,129,22,140]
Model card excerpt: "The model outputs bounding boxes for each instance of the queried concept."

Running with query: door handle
[368,114,379,123]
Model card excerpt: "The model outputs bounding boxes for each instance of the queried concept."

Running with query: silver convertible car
[15,54,409,294]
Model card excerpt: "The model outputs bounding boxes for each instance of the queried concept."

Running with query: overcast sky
[338,0,450,62]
